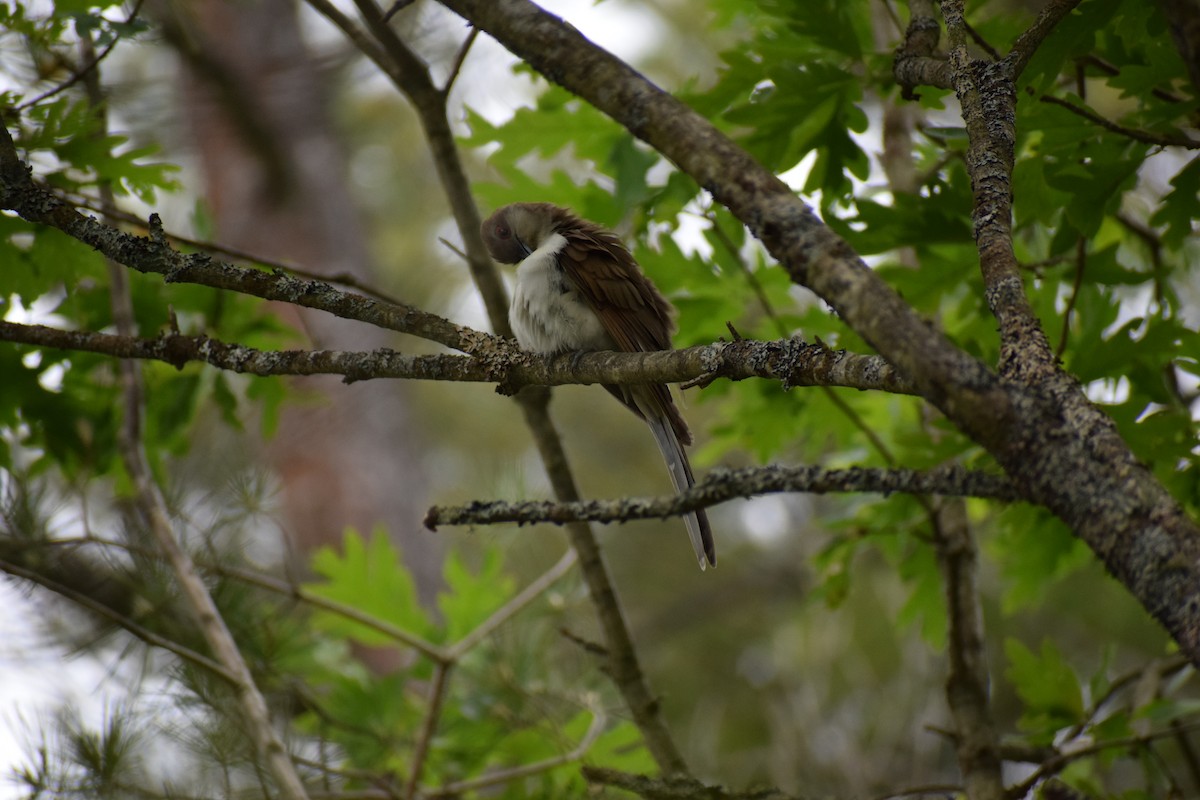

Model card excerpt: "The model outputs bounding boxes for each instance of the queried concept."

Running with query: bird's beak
[516,236,532,258]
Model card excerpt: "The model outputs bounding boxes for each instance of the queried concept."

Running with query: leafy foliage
[1,0,1199,797]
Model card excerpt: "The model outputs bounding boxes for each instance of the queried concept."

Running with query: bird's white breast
[509,233,612,353]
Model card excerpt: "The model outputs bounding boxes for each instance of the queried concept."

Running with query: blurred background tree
[0,0,1197,798]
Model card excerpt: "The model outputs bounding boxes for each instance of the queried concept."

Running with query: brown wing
[555,222,692,445]
[557,224,674,352]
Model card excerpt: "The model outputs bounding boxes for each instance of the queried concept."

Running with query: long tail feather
[644,412,716,569]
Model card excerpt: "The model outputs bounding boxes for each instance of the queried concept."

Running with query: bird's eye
[495,224,511,239]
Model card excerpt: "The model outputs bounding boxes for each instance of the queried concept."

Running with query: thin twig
[437,236,469,261]
[871,784,965,800]
[1038,94,1200,149]
[447,548,577,658]
[440,27,479,95]
[404,662,452,799]
[963,19,1001,60]
[703,210,904,463]
[425,709,607,798]
[1171,719,1200,792]
[1114,212,1166,308]
[218,565,449,662]
[1056,237,1086,358]
[381,0,416,22]
[0,556,237,683]
[14,0,147,112]
[1078,55,1184,104]
[53,190,408,305]
[878,0,906,37]
[1006,719,1200,799]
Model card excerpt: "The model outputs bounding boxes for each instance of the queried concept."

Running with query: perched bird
[481,202,715,569]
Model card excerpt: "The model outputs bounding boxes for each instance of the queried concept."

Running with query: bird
[480,202,716,569]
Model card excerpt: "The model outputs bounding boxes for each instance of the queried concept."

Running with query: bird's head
[480,203,560,264]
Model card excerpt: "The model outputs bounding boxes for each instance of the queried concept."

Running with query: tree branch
[932,500,1003,800]
[71,48,309,795]
[1004,0,1083,78]
[1038,94,1200,149]
[0,126,492,357]
[940,0,1060,380]
[581,766,802,799]
[0,320,914,396]
[424,708,606,798]
[424,464,1022,530]
[219,565,449,662]
[895,0,952,92]
[13,0,147,112]
[404,661,451,799]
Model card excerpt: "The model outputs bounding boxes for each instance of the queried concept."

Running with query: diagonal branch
[940,0,1059,380]
[14,0,148,112]
[1039,94,1200,149]
[424,708,607,798]
[0,131,496,356]
[424,464,1022,529]
[1004,0,1084,78]
[78,57,309,796]
[0,556,237,683]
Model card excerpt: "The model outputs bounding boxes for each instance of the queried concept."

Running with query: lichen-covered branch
[0,125,492,358]
[894,0,952,91]
[941,0,1061,379]
[424,464,1021,530]
[0,320,913,395]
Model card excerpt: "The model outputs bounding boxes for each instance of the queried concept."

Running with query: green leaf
[439,548,515,642]
[1151,157,1200,249]
[990,505,1090,613]
[308,527,433,646]
[608,134,658,211]
[1005,638,1085,740]
[895,542,947,649]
